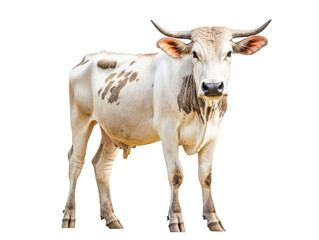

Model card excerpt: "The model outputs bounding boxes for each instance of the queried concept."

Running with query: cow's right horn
[151,20,192,39]
[231,19,272,38]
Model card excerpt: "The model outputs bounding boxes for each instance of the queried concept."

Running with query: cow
[62,20,271,232]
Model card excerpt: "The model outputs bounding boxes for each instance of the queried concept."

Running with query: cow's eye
[192,51,199,59]
[227,51,232,58]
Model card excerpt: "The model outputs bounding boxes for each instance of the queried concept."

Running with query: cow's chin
[199,95,223,101]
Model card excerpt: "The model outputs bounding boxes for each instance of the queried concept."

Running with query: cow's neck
[177,59,227,155]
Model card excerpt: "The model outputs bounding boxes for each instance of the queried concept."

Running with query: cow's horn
[231,19,272,38]
[151,20,191,39]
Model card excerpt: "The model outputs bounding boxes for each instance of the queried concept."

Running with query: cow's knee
[170,168,183,187]
[199,170,212,188]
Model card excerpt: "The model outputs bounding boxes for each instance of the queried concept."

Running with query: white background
[1,0,318,239]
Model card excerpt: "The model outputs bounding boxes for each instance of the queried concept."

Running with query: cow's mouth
[204,95,223,101]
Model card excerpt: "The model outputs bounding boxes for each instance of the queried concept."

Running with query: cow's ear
[157,38,192,58]
[233,36,268,55]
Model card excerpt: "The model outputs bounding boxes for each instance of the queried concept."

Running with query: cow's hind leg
[92,128,122,229]
[62,111,96,228]
[198,144,225,232]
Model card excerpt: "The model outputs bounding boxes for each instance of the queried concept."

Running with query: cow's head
[152,20,271,100]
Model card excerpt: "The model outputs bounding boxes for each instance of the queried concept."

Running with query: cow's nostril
[202,82,208,93]
[218,82,224,91]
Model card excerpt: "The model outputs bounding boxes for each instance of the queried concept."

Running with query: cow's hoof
[62,210,76,228]
[169,222,185,232]
[107,220,123,229]
[208,221,225,232]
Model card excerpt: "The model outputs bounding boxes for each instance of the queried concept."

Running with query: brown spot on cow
[102,80,115,100]
[105,73,116,83]
[177,74,204,122]
[108,77,129,103]
[97,88,102,96]
[204,171,212,188]
[129,72,138,82]
[124,71,132,77]
[97,59,117,69]
[117,70,125,78]
[172,169,183,187]
[73,58,89,69]
[130,61,136,66]
[206,107,212,122]
[218,96,228,117]
[199,98,206,114]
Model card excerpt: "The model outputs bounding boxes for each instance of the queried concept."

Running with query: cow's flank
[97,60,117,69]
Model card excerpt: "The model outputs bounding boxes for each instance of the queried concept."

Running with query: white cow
[62,20,271,232]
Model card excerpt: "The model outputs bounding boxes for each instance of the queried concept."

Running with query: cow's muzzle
[201,82,224,97]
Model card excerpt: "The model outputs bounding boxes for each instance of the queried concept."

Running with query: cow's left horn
[231,19,272,38]
[151,20,191,39]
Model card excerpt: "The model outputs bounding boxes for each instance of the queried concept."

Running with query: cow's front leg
[159,122,185,232]
[198,143,225,232]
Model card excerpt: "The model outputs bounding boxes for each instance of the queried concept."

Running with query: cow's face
[153,21,270,101]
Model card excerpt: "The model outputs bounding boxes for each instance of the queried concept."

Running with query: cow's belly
[97,110,159,146]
